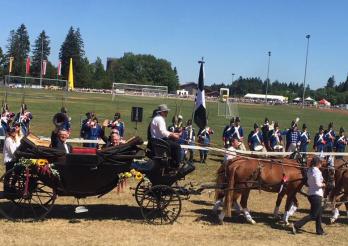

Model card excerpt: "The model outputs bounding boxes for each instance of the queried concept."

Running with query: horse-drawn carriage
[0,135,195,224]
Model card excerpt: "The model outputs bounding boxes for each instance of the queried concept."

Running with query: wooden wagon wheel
[134,178,152,206]
[0,167,56,221]
[140,185,182,225]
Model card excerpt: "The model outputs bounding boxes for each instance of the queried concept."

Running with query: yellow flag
[68,58,74,90]
[9,57,14,73]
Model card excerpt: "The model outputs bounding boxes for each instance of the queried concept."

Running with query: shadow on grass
[191,207,295,230]
[0,204,145,222]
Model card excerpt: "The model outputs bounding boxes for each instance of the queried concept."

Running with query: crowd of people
[222,117,347,155]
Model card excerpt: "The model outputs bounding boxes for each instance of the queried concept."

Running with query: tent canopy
[293,97,301,102]
[319,99,331,106]
[305,96,314,101]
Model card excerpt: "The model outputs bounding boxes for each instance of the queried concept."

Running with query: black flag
[194,60,207,129]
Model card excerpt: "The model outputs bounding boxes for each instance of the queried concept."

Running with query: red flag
[26,57,31,75]
[42,60,47,76]
[57,61,62,76]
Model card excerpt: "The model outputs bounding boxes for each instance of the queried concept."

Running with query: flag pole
[193,57,207,130]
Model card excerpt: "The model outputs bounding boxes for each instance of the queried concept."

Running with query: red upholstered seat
[72,147,97,155]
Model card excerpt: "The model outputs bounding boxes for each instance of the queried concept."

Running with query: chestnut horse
[326,157,348,223]
[216,156,305,224]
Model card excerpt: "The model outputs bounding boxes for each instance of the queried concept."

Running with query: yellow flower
[124,172,132,178]
[135,172,143,181]
[30,159,38,165]
[36,159,48,166]
[130,169,136,175]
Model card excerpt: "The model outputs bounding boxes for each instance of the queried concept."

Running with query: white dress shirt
[3,137,20,163]
[150,115,171,139]
[307,167,324,197]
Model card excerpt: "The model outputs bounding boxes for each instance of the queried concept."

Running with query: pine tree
[31,30,51,77]
[6,24,30,76]
[59,27,86,86]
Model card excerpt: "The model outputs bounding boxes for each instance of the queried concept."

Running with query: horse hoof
[250,219,256,224]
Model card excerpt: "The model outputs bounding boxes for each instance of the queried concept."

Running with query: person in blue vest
[84,116,105,148]
[299,124,311,154]
[248,123,265,152]
[335,127,347,158]
[197,127,214,163]
[108,112,125,138]
[324,122,335,152]
[269,122,284,151]
[231,117,246,151]
[313,125,326,152]
[80,112,95,138]
[14,104,33,136]
[222,117,234,148]
[285,121,301,152]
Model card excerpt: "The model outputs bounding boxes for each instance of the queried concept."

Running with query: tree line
[210,75,348,105]
[0,24,179,91]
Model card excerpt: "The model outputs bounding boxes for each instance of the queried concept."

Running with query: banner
[9,57,14,73]
[42,60,47,76]
[25,56,31,75]
[193,60,207,130]
[57,61,62,76]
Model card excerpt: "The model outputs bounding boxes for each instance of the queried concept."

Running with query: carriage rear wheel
[140,185,182,225]
[134,178,152,206]
[0,167,56,221]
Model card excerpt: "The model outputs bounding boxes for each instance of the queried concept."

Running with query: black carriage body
[15,136,144,198]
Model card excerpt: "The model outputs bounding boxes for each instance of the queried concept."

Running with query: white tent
[293,97,301,102]
[305,96,314,102]
[244,93,287,103]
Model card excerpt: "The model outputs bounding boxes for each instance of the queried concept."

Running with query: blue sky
[1,0,348,89]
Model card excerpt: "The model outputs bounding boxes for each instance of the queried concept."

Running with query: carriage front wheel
[140,185,182,225]
[134,178,152,206]
[0,166,56,221]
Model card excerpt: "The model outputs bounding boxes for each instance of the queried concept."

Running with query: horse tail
[215,165,225,201]
[224,165,237,217]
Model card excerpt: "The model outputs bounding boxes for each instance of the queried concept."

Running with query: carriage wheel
[0,167,56,221]
[134,178,152,206]
[140,185,182,225]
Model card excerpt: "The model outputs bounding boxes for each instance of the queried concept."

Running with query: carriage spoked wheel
[140,185,182,225]
[134,178,152,206]
[0,167,56,221]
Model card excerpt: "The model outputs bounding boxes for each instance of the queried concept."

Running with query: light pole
[265,51,271,104]
[39,36,43,88]
[302,34,310,108]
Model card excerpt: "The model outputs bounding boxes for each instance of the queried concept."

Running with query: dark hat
[254,123,259,129]
[60,107,67,114]
[8,127,16,133]
[230,117,235,124]
[13,122,20,127]
[310,156,321,167]
[319,125,324,131]
[328,122,333,129]
[86,112,94,118]
[264,117,269,123]
[302,123,307,129]
[340,127,345,133]
[235,117,240,123]
[274,122,279,128]
[187,119,192,125]
[114,112,121,119]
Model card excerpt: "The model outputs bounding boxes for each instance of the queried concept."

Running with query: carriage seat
[148,138,173,168]
[72,147,97,155]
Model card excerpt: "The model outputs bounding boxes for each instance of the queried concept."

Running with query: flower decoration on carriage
[14,157,60,180]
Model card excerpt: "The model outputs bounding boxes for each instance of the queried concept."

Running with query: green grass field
[1,88,348,245]
[1,88,347,150]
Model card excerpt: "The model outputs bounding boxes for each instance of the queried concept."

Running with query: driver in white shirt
[150,104,181,167]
